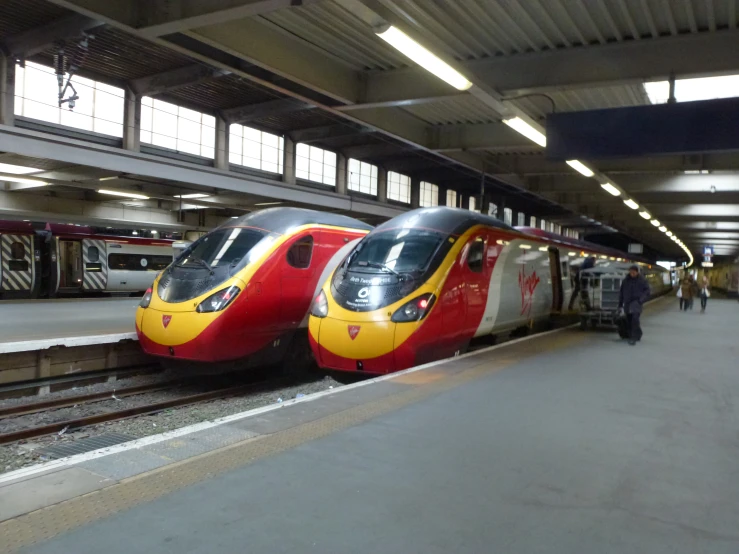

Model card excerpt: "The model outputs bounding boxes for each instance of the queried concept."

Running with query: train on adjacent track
[135,208,372,369]
[308,207,672,376]
[0,221,175,300]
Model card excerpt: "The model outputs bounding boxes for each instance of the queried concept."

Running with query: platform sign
[628,243,643,254]
[703,246,714,256]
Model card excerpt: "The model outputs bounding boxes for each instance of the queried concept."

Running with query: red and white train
[309,207,671,375]
[0,221,174,299]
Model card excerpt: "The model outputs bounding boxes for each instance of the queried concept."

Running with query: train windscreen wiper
[360,261,404,280]
[176,256,214,274]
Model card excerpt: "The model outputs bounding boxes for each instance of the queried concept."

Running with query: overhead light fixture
[98,175,119,181]
[659,226,667,232]
[666,231,673,237]
[638,210,652,220]
[520,244,532,249]
[600,183,621,196]
[670,236,677,241]
[566,160,594,177]
[98,189,150,200]
[0,163,40,175]
[651,219,661,227]
[502,117,546,147]
[623,199,639,210]
[1,175,48,187]
[538,246,548,252]
[375,25,472,91]
[174,193,210,199]
[254,201,283,206]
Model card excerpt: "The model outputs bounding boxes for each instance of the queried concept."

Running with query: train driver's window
[287,236,314,269]
[467,237,485,273]
[10,242,24,260]
[87,246,99,263]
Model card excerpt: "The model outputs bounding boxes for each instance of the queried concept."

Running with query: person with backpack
[618,265,651,345]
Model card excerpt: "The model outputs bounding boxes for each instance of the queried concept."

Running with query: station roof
[1,0,737,259]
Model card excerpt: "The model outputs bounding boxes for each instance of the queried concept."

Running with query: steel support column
[336,154,347,196]
[283,136,296,185]
[122,88,140,152]
[215,115,229,170]
[377,168,387,203]
[410,177,420,209]
[0,56,15,127]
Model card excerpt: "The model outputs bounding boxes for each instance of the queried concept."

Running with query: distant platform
[0,298,139,354]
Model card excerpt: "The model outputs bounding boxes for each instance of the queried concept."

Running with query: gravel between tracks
[0,373,342,474]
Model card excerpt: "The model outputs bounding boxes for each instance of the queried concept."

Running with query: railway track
[0,377,283,445]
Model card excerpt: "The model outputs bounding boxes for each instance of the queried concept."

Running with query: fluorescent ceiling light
[683,170,708,175]
[0,163,40,175]
[600,183,621,196]
[659,226,667,232]
[376,26,472,91]
[639,210,652,219]
[645,74,739,104]
[520,244,532,249]
[666,231,673,237]
[566,160,594,177]
[174,193,210,199]
[2,176,48,187]
[98,189,150,200]
[254,201,283,206]
[98,175,119,181]
[502,117,546,147]
[651,219,661,227]
[623,199,639,210]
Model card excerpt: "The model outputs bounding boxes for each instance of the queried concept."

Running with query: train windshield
[176,228,265,270]
[346,229,445,277]
[159,227,268,304]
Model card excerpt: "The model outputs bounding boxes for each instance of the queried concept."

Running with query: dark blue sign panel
[546,97,739,160]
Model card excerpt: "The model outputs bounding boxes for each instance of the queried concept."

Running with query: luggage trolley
[577,266,630,337]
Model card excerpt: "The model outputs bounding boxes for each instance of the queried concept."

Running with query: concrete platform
[0,298,138,354]
[2,296,739,553]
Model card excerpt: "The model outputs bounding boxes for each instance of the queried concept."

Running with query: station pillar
[283,137,296,185]
[122,88,141,152]
[0,55,15,127]
[215,115,229,170]
[410,177,420,208]
[377,167,387,203]
[336,153,348,195]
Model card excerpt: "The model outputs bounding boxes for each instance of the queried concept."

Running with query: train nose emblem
[348,325,361,340]
[162,315,172,329]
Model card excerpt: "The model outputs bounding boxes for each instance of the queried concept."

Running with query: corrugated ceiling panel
[0,0,69,38]
[403,95,498,125]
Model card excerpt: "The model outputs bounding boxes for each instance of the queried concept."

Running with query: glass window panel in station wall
[517,212,525,226]
[446,189,457,208]
[296,144,335,186]
[229,124,285,175]
[141,96,215,158]
[14,62,124,137]
[420,182,438,207]
[387,171,410,204]
[469,196,476,212]
[348,159,377,196]
[504,207,513,226]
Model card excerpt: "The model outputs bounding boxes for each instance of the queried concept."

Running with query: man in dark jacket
[619,265,651,345]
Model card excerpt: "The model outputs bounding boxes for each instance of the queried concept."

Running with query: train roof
[515,226,649,263]
[226,207,373,234]
[373,207,516,236]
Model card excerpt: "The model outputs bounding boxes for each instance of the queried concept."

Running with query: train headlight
[391,293,435,323]
[196,285,240,313]
[140,288,153,309]
[310,290,329,318]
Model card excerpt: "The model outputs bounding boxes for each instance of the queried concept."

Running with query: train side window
[149,256,172,271]
[467,237,485,273]
[10,242,24,260]
[287,236,313,269]
[87,246,99,262]
[561,260,569,279]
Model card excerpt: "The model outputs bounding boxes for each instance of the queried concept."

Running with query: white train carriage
[0,221,39,299]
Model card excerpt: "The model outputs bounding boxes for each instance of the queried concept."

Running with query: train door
[464,235,490,331]
[82,239,108,291]
[280,233,317,328]
[559,250,572,312]
[0,233,35,298]
[548,247,563,312]
[58,239,83,292]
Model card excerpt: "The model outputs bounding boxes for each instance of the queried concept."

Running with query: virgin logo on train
[357,287,370,299]
[162,315,172,329]
[348,325,361,340]
[518,267,541,316]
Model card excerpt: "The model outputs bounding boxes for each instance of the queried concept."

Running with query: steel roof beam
[428,122,538,153]
[137,0,323,38]
[288,124,371,144]
[220,98,315,124]
[130,64,229,96]
[2,13,104,58]
[364,28,739,102]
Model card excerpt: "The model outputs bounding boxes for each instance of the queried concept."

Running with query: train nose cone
[312,317,397,374]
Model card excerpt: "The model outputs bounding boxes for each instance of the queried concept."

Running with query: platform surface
[0,298,139,352]
[3,297,739,553]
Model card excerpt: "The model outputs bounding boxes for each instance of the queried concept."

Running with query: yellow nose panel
[318,316,396,359]
[139,307,220,346]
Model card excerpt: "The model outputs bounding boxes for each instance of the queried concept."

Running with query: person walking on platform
[619,265,650,345]
[680,277,694,311]
[699,274,711,313]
